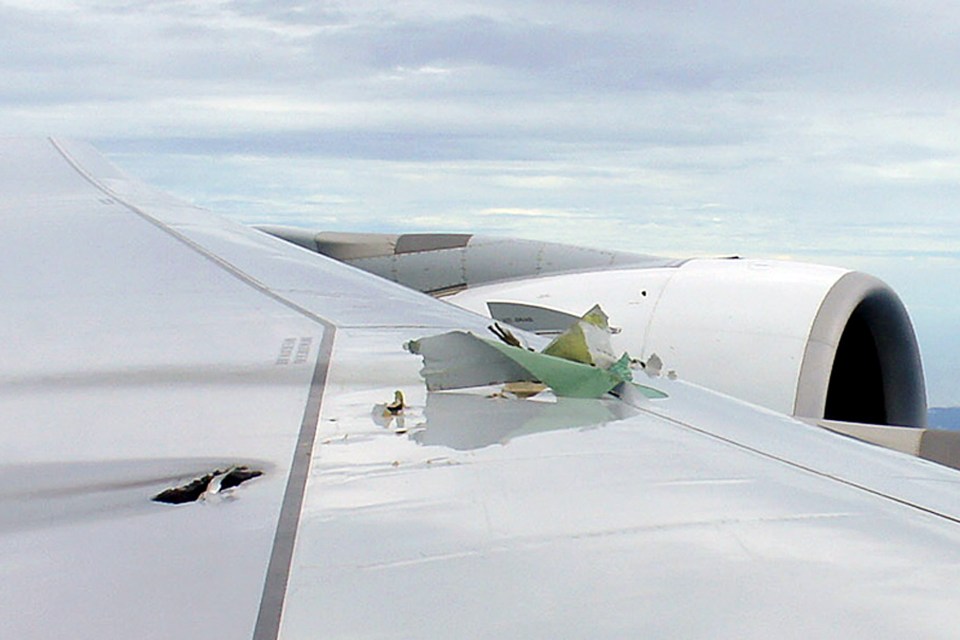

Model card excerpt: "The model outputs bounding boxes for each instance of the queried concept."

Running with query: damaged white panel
[406,331,533,391]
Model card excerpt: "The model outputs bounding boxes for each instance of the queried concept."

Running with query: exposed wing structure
[3,139,960,638]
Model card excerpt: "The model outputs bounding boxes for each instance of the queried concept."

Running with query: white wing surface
[3,138,960,638]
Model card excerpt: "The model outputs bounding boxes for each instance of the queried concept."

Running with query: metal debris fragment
[385,390,405,415]
[542,304,619,368]
[372,390,426,434]
[488,322,530,350]
[487,381,549,400]
[503,381,548,398]
[643,353,663,377]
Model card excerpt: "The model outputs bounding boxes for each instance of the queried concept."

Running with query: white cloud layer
[2,0,959,403]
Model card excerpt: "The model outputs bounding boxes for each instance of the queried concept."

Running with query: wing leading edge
[2,139,960,638]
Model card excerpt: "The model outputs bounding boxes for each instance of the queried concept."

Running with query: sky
[2,0,959,405]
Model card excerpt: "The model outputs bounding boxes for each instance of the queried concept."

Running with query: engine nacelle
[445,258,926,427]
[254,227,926,427]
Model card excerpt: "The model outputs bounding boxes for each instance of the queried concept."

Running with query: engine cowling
[445,258,926,427]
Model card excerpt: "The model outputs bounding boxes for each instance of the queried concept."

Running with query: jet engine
[256,227,926,428]
[445,258,926,427]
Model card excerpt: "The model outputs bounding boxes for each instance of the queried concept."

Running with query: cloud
[2,0,960,401]
[478,207,580,218]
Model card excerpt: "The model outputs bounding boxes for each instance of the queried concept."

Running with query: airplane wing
[3,138,960,639]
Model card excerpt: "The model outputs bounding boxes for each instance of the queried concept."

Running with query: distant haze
[929,408,960,431]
